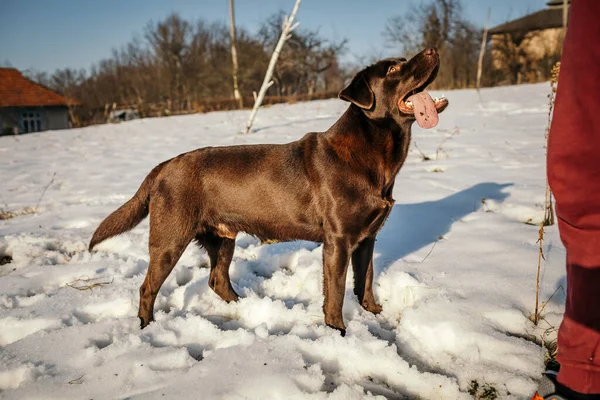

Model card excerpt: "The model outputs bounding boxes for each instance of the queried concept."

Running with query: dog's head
[339,48,449,129]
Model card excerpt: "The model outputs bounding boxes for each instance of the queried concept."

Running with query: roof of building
[489,3,569,35]
[0,68,73,108]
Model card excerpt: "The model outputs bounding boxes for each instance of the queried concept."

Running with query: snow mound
[0,84,565,399]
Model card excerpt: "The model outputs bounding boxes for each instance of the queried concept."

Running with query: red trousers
[547,0,600,393]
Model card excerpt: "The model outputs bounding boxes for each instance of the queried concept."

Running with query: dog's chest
[332,187,395,239]
[363,196,395,237]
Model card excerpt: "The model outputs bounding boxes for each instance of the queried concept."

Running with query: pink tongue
[408,91,438,129]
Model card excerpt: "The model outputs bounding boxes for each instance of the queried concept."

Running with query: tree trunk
[229,0,243,108]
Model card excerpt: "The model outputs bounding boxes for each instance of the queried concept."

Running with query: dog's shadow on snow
[374,182,512,271]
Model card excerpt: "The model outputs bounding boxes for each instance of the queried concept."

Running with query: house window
[21,110,43,133]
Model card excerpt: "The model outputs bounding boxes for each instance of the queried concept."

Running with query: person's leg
[547,0,600,394]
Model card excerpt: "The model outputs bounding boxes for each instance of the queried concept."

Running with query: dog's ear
[338,71,374,110]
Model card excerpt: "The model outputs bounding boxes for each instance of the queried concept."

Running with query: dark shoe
[532,362,600,400]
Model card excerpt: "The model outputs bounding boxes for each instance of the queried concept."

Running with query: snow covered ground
[0,83,566,399]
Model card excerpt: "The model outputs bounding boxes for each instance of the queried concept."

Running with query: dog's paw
[362,301,383,315]
[326,324,346,337]
[221,290,239,303]
[139,316,153,329]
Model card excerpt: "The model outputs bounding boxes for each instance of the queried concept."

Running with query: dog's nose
[424,47,437,56]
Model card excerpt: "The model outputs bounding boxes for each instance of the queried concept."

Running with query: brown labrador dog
[89,47,448,336]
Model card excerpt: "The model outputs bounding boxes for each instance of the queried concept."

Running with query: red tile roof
[0,68,73,108]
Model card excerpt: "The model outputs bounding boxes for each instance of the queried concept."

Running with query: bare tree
[26,9,347,127]
[145,14,193,110]
[257,12,346,96]
[245,0,301,134]
[385,0,460,55]
[229,0,243,108]
[491,30,530,85]
[385,0,481,89]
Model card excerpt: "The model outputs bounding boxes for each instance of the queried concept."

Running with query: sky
[0,0,548,74]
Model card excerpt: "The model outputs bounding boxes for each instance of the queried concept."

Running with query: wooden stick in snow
[244,0,301,134]
[476,8,490,90]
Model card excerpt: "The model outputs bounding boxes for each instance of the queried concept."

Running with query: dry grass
[522,62,563,369]
[542,63,560,227]
[533,62,561,326]
[468,380,499,400]
[533,222,546,325]
[420,236,444,263]
[67,375,84,385]
[35,172,56,211]
[480,198,495,213]
[0,172,56,220]
[531,284,564,356]
[412,128,460,162]
[66,276,114,291]
[435,128,460,160]
[0,207,37,220]
[412,141,431,161]
[528,310,561,364]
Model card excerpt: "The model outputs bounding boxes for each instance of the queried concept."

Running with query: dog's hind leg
[138,207,194,329]
[199,234,238,302]
[351,237,382,314]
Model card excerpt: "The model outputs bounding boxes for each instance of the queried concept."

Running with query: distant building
[0,68,74,135]
[489,0,569,84]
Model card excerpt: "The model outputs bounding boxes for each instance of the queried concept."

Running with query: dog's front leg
[351,237,383,314]
[322,236,351,336]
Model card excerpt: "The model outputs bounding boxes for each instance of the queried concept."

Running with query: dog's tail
[89,163,164,251]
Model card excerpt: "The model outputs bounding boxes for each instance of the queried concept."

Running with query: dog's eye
[387,65,399,74]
